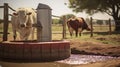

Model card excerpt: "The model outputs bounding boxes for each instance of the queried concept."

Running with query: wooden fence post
[62,16,66,39]
[3,3,9,41]
[109,18,111,35]
[90,17,93,37]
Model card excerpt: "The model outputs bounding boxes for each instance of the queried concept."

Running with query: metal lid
[37,3,51,9]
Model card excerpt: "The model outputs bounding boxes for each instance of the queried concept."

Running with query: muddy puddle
[0,54,119,67]
[57,54,120,65]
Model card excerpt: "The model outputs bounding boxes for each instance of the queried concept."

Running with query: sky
[0,0,112,20]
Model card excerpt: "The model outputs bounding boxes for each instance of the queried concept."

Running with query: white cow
[11,8,36,40]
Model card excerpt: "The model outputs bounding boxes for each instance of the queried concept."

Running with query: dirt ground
[0,36,120,67]
[69,39,120,67]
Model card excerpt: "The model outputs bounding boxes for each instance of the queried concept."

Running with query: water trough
[0,40,70,62]
[0,3,71,62]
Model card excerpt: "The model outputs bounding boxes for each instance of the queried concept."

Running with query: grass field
[52,24,120,45]
[0,23,120,45]
[0,23,120,67]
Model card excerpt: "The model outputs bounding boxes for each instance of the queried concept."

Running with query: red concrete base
[0,40,70,62]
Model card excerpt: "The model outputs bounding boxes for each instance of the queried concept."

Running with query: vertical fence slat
[90,17,93,37]
[109,18,112,35]
[3,3,9,41]
[62,16,66,39]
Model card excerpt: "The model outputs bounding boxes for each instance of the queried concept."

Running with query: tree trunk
[114,21,120,31]
[113,15,120,31]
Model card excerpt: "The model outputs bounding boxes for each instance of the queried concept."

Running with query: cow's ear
[13,12,18,16]
[27,12,32,15]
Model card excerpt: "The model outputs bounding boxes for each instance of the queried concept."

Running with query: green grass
[0,23,120,45]
[52,24,120,45]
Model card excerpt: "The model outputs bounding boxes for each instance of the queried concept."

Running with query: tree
[96,20,103,25]
[59,14,75,24]
[68,0,120,31]
[52,19,60,24]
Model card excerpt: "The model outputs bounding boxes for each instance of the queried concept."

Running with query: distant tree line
[52,14,75,24]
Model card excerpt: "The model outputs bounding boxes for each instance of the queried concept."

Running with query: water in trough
[0,54,119,67]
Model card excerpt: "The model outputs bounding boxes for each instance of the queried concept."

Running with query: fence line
[89,17,120,37]
[1,3,119,40]
[52,15,67,39]
[8,5,16,11]
[3,3,9,41]
[52,15,61,18]
[0,6,4,8]
[0,3,67,41]
[0,3,15,41]
[108,18,112,35]
[90,17,93,37]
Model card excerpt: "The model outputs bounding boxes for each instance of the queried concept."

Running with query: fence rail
[0,3,120,41]
[93,25,114,27]
[8,5,16,11]
[0,3,15,41]
[0,3,67,41]
[0,6,4,8]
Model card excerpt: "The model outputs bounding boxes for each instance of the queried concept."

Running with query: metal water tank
[37,3,52,42]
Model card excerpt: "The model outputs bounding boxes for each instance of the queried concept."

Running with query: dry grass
[0,24,120,67]
[0,23,120,46]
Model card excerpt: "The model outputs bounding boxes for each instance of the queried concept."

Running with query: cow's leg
[21,34,29,40]
[20,35,23,40]
[25,30,31,40]
[79,33,81,36]
[13,29,17,41]
[75,29,78,37]
[19,31,30,40]
[31,28,35,40]
[78,28,82,36]
[24,37,28,41]
[69,27,74,37]
[11,23,17,40]
[70,32,72,37]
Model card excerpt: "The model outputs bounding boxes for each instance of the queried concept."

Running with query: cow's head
[13,8,32,28]
[82,22,93,31]
[79,17,92,31]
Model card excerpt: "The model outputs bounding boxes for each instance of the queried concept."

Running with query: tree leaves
[68,0,120,16]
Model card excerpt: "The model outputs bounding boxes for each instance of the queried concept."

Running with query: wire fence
[0,3,120,41]
[0,3,16,41]
[0,3,67,41]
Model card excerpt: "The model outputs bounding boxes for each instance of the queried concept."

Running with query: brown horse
[67,17,91,37]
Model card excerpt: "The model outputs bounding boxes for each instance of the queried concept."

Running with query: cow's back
[68,19,79,31]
